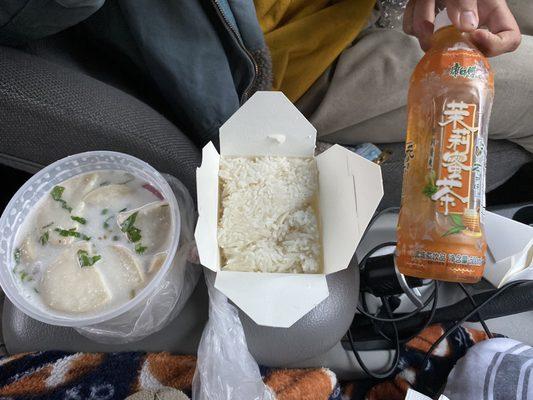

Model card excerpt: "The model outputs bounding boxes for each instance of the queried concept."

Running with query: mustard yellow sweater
[255,0,376,102]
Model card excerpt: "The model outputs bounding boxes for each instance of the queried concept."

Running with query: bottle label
[449,62,477,79]
[431,100,478,216]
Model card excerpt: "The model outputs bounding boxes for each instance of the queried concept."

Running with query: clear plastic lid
[0,151,182,328]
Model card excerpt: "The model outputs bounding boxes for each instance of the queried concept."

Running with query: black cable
[357,282,436,322]
[420,280,528,370]
[348,237,440,378]
[398,281,439,343]
[357,241,436,323]
[348,239,438,378]
[347,297,401,379]
[359,241,398,272]
[348,206,517,380]
[457,283,493,338]
[366,282,440,344]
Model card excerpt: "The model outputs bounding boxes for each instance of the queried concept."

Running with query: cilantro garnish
[71,216,87,225]
[120,212,138,238]
[77,250,102,267]
[54,228,91,241]
[101,208,109,215]
[127,226,142,243]
[50,185,64,201]
[120,212,147,254]
[120,211,139,233]
[13,248,21,265]
[103,215,114,230]
[135,243,147,255]
[50,186,72,212]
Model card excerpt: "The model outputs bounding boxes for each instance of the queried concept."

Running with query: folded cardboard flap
[219,91,316,157]
[348,147,384,236]
[195,143,221,270]
[484,211,533,287]
[485,211,533,263]
[317,145,359,274]
[215,271,328,328]
[317,145,384,274]
[195,91,384,327]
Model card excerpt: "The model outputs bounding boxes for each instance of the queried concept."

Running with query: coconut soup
[12,170,172,315]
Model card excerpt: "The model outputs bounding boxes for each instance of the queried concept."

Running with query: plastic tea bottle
[395,9,494,283]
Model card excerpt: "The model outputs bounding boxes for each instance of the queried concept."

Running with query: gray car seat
[0,34,531,367]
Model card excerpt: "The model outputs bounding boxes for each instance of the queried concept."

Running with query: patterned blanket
[0,324,489,399]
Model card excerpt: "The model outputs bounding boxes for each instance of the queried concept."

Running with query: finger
[470,29,521,56]
[417,34,432,51]
[446,0,479,32]
[413,0,436,50]
[403,0,417,35]
[470,2,521,56]
[415,21,437,50]
[477,0,518,33]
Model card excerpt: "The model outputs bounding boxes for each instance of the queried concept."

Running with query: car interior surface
[1,6,533,400]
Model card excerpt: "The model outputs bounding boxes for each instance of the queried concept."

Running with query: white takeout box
[483,211,533,287]
[195,91,383,327]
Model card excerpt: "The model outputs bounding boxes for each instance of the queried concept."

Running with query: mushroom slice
[99,245,145,293]
[17,235,38,264]
[148,252,168,274]
[116,201,171,255]
[82,184,133,206]
[59,173,99,205]
[40,243,110,313]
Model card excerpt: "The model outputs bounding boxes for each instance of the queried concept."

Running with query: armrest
[2,278,208,354]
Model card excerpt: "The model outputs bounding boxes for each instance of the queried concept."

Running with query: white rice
[218,156,321,273]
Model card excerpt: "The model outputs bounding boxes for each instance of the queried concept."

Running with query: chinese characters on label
[431,101,478,215]
[414,250,484,266]
[404,141,415,172]
[449,62,477,79]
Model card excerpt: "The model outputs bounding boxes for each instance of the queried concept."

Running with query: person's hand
[403,0,521,56]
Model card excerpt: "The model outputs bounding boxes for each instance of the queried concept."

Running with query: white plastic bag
[192,270,273,400]
[75,174,201,343]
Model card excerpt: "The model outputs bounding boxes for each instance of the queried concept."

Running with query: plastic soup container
[0,151,182,331]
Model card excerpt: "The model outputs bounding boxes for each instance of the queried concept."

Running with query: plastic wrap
[75,174,200,343]
[192,270,272,400]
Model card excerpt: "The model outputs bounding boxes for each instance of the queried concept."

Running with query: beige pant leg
[508,0,533,35]
[297,6,533,153]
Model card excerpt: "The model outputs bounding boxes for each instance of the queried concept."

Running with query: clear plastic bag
[75,174,201,343]
[192,270,273,400]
